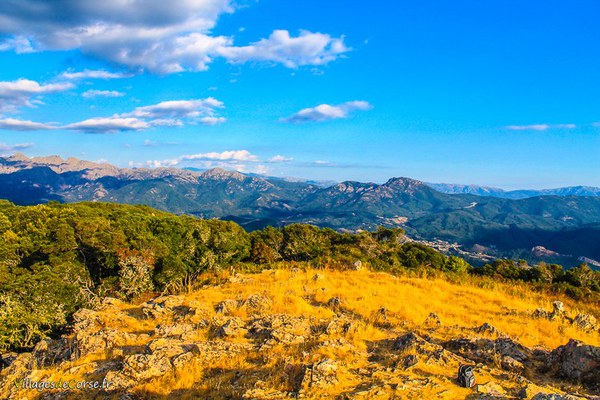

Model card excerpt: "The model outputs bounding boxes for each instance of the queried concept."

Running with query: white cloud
[0,2,349,73]
[314,160,336,166]
[218,30,349,68]
[126,98,223,120]
[0,36,33,53]
[59,69,132,80]
[148,150,289,175]
[66,117,149,133]
[0,96,226,133]
[200,116,226,126]
[282,100,372,123]
[148,119,184,127]
[0,142,34,152]
[181,150,259,162]
[268,155,293,163]
[506,124,576,131]
[0,78,74,113]
[0,118,55,131]
[82,89,125,98]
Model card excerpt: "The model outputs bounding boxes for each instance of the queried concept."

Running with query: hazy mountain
[428,182,600,199]
[2,153,600,265]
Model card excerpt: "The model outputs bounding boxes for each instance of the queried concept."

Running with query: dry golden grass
[6,267,599,399]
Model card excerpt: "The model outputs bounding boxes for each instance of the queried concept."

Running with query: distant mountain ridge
[427,182,600,199]
[2,153,600,266]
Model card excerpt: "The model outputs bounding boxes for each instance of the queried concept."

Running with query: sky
[0,0,599,189]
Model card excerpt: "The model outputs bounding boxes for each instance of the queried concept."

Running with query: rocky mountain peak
[7,152,29,162]
[201,168,247,181]
[382,177,427,194]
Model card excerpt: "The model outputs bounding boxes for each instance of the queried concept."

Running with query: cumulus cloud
[0,118,55,131]
[0,2,349,73]
[218,30,349,68]
[0,78,74,113]
[0,97,226,133]
[148,150,253,170]
[0,142,34,152]
[0,36,33,53]
[506,124,576,131]
[180,150,259,162]
[82,89,125,98]
[282,100,372,123]
[147,150,292,175]
[200,116,226,126]
[59,69,132,80]
[66,117,149,133]
[126,98,223,120]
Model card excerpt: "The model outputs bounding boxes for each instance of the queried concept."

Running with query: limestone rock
[550,301,565,320]
[154,323,196,339]
[476,322,502,336]
[244,294,272,315]
[501,355,524,373]
[141,296,184,319]
[301,359,338,391]
[444,337,530,366]
[215,299,240,315]
[217,317,247,338]
[402,354,419,369]
[424,312,442,329]
[548,339,600,386]
[476,382,505,396]
[327,296,343,310]
[392,332,452,365]
[325,316,356,336]
[572,314,598,332]
[248,315,310,347]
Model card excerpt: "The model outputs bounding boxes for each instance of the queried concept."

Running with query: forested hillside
[1,201,598,353]
[2,154,600,266]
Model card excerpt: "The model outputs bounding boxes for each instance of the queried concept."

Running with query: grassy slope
[11,268,600,399]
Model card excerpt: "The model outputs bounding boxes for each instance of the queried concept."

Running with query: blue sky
[0,0,599,189]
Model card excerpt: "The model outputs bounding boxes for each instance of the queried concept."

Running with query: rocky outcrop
[548,339,600,386]
[105,338,201,388]
[532,301,599,333]
[572,314,598,332]
[248,314,311,348]
[444,337,532,367]
[300,359,339,392]
[1,270,598,399]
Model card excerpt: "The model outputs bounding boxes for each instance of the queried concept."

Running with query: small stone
[550,301,565,319]
[215,299,240,315]
[476,322,499,335]
[402,354,418,369]
[327,297,342,309]
[244,294,272,315]
[476,382,505,396]
[573,314,598,332]
[424,312,441,328]
[217,317,247,337]
[501,355,524,373]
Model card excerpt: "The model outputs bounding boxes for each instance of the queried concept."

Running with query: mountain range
[2,153,600,266]
[427,183,600,199]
